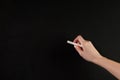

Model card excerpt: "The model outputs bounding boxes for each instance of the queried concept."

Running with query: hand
[73,35,103,62]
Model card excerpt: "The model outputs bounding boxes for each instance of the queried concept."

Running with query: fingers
[74,46,83,55]
[73,35,91,45]
[73,35,84,56]
[73,35,85,44]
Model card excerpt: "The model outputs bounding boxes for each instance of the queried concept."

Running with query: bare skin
[73,35,120,80]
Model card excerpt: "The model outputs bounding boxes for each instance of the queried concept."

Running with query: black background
[1,0,120,80]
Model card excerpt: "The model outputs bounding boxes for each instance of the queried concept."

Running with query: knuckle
[78,35,82,38]
[78,35,81,37]
[88,40,91,43]
[86,40,91,42]
[84,40,91,44]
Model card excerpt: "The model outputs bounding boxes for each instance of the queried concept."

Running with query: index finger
[73,35,85,43]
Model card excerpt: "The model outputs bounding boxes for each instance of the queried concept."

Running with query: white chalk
[67,40,82,47]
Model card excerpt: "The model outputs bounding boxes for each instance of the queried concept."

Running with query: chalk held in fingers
[67,40,82,47]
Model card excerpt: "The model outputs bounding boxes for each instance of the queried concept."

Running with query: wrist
[92,56,105,64]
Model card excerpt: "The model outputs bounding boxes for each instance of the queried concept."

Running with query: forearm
[93,56,120,80]
[73,35,120,79]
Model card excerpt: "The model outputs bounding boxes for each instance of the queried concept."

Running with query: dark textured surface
[1,0,120,80]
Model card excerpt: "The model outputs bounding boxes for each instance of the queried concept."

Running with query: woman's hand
[73,35,103,62]
[73,35,120,79]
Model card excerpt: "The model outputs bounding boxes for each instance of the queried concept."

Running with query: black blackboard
[1,0,120,80]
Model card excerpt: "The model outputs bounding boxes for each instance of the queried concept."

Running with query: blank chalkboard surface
[1,0,120,80]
